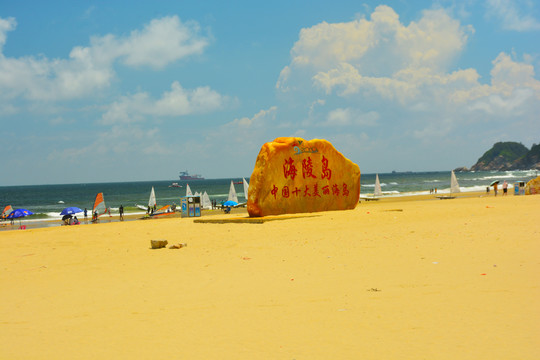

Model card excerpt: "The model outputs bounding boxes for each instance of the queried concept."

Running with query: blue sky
[1,0,539,185]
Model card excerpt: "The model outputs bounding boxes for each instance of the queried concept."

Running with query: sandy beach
[1,193,539,359]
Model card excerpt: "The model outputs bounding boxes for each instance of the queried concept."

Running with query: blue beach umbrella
[223,200,238,207]
[7,208,34,225]
[60,207,83,216]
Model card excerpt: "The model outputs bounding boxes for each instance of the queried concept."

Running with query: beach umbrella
[223,200,238,207]
[60,207,83,216]
[7,208,34,226]
[490,180,500,186]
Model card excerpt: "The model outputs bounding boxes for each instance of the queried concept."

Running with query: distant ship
[179,170,205,181]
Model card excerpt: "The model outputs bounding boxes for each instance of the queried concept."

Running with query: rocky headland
[455,142,540,171]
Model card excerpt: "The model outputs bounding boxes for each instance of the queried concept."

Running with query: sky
[1,0,539,186]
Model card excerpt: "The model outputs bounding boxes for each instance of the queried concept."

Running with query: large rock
[525,176,540,195]
[247,137,360,217]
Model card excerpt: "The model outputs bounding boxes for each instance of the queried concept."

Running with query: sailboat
[148,186,157,208]
[374,174,382,197]
[135,187,157,211]
[201,191,212,210]
[437,171,460,199]
[450,170,461,193]
[228,181,239,203]
[137,186,176,218]
[185,184,193,197]
[243,178,249,201]
[92,192,107,222]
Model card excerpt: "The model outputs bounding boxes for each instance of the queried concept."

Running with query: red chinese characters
[321,156,332,180]
[270,183,351,199]
[283,157,297,180]
[302,158,317,179]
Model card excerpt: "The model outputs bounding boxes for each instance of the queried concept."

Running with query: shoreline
[0,190,498,232]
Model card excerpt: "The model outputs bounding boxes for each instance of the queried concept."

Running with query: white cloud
[224,106,277,130]
[100,81,228,124]
[324,108,379,127]
[0,17,16,50]
[277,5,483,108]
[154,82,226,116]
[93,16,209,69]
[486,0,540,31]
[278,5,471,91]
[278,5,540,121]
[0,15,209,101]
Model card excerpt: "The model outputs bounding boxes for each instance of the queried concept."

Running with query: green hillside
[477,142,528,164]
[470,142,539,171]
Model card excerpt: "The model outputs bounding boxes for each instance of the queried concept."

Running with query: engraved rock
[247,137,360,217]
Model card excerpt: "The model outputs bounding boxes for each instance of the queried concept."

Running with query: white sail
[374,174,382,197]
[202,191,212,210]
[186,184,193,197]
[148,187,156,207]
[228,181,239,203]
[243,178,249,201]
[450,170,461,193]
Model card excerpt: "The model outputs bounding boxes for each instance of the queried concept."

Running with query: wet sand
[1,193,539,359]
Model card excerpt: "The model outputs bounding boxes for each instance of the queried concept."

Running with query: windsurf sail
[92,192,107,217]
[186,184,193,197]
[374,174,382,197]
[228,181,239,203]
[243,178,249,201]
[148,187,157,208]
[2,205,13,219]
[151,205,175,217]
[450,170,461,193]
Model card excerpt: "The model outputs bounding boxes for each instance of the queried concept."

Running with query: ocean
[0,170,537,226]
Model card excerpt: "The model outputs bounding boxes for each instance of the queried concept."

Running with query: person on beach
[502,181,508,196]
[493,182,498,196]
[119,205,124,220]
[84,208,87,218]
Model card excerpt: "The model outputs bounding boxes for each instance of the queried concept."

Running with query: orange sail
[2,205,13,219]
[151,205,175,217]
[92,193,107,217]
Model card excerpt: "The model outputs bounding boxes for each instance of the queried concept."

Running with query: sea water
[0,170,537,224]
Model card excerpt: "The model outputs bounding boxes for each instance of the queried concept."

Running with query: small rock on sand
[150,239,168,249]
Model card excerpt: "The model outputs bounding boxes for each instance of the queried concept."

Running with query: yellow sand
[1,194,539,359]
